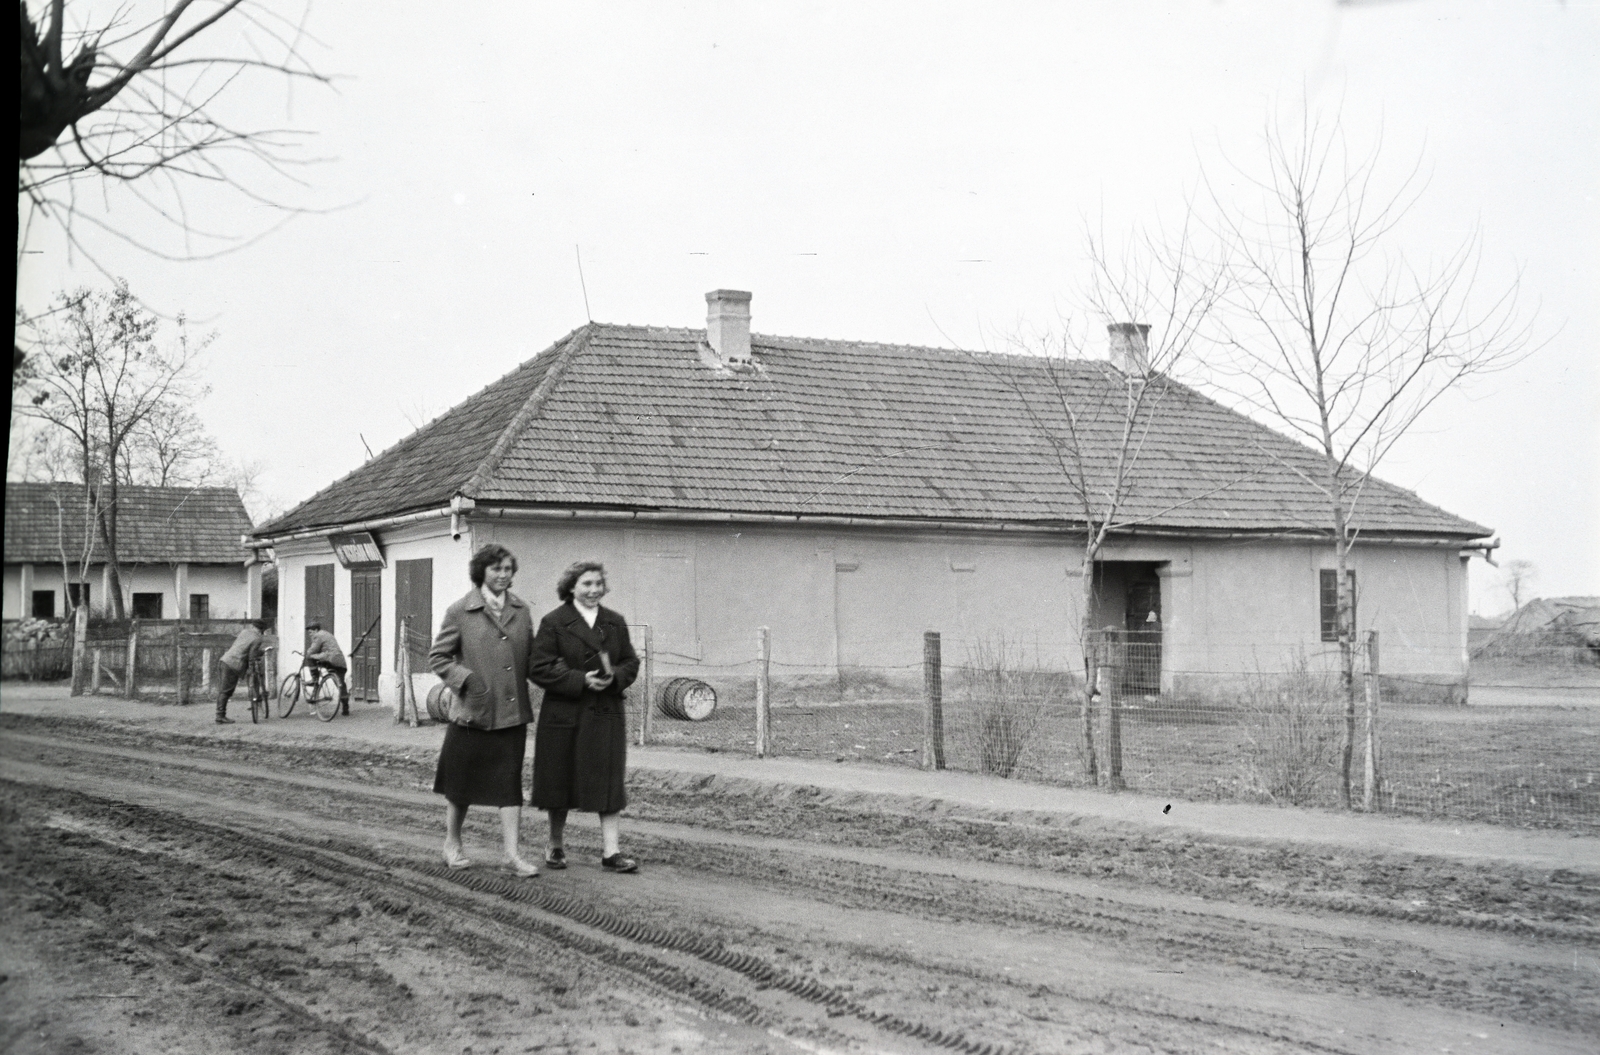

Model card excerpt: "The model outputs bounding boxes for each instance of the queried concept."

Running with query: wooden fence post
[1106,633,1125,790]
[1364,631,1381,811]
[176,630,189,705]
[638,625,654,748]
[396,616,419,727]
[922,631,945,770]
[70,606,89,696]
[92,649,103,694]
[126,619,140,700]
[754,626,771,758]
[200,648,212,692]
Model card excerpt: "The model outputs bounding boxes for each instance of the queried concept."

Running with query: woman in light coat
[429,543,539,876]
[529,561,641,873]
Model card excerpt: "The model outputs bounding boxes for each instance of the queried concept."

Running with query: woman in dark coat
[429,543,539,877]
[529,560,641,873]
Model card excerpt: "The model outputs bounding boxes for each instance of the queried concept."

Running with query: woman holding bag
[530,560,641,873]
[429,543,539,876]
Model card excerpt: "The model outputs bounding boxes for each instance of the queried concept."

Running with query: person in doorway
[216,618,270,724]
[529,560,641,873]
[428,543,539,877]
[304,620,350,715]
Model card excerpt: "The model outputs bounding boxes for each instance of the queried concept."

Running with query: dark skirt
[531,705,627,814]
[433,722,527,807]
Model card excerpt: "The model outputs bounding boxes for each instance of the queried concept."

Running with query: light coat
[305,628,347,670]
[219,625,265,672]
[429,588,536,730]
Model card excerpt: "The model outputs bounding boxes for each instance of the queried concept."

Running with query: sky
[16,0,1599,615]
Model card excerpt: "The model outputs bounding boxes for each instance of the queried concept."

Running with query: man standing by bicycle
[305,620,351,716]
[216,618,270,724]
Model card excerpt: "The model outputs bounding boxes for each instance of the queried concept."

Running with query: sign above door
[329,531,385,570]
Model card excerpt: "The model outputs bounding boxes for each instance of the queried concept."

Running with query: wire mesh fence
[626,627,1599,832]
[69,618,264,702]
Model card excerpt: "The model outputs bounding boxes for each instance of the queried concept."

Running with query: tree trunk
[1335,511,1357,809]
[92,482,127,619]
[1079,544,1100,784]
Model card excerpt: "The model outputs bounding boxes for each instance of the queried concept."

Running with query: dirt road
[2,706,1596,1054]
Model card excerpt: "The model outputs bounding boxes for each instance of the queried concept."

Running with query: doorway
[1091,561,1164,695]
[350,569,381,702]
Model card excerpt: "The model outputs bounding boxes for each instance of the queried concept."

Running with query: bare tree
[18,0,330,272]
[120,398,220,486]
[1502,559,1537,613]
[1203,103,1538,807]
[17,281,206,618]
[969,222,1236,784]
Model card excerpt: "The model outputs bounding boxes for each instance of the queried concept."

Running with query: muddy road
[1,712,1596,1054]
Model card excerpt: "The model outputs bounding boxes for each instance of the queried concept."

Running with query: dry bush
[1240,652,1342,805]
[955,638,1064,778]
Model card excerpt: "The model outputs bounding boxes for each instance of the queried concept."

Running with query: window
[189,594,210,621]
[131,593,164,619]
[67,582,91,610]
[32,590,56,619]
[1319,569,1356,642]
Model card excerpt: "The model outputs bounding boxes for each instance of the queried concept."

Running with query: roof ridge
[460,325,590,499]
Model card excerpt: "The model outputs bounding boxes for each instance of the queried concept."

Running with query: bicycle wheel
[278,673,301,718]
[309,675,341,722]
[250,682,266,724]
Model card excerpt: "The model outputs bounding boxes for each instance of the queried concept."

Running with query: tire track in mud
[9,782,1017,1055]
[5,720,1597,1050]
[8,862,398,1055]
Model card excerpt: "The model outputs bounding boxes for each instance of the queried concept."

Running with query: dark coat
[429,588,537,731]
[528,602,639,813]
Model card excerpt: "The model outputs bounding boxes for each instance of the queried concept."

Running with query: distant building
[4,482,260,621]
[251,291,1493,705]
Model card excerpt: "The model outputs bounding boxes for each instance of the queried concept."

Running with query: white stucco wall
[2,561,250,620]
[261,515,1475,705]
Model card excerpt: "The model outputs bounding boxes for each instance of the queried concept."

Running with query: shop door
[350,569,382,702]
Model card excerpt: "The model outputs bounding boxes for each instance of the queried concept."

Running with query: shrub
[956,638,1064,779]
[1240,651,1342,805]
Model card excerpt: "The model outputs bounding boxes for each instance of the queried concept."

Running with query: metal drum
[426,681,454,724]
[658,677,717,721]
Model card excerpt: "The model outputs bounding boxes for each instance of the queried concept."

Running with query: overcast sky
[17,0,1598,614]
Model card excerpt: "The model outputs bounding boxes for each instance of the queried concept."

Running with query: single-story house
[4,482,260,622]
[250,290,1493,706]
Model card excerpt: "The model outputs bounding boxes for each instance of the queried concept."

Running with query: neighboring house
[4,483,260,622]
[250,290,1493,706]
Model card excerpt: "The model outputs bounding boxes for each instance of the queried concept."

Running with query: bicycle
[277,651,344,722]
[248,653,271,724]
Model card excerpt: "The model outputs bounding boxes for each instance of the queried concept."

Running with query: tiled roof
[255,323,1490,540]
[6,483,253,564]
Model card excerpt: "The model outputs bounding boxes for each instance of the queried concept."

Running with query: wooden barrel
[658,677,717,721]
[426,681,454,724]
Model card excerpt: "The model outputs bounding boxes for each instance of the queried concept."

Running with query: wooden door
[305,564,335,651]
[350,569,382,702]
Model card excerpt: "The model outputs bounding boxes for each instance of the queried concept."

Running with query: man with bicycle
[216,619,270,724]
[305,620,351,716]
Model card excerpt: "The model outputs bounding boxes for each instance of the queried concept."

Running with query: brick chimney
[706,289,753,366]
[1108,322,1151,376]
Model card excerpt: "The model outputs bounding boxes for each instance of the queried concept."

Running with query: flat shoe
[443,845,471,869]
[543,847,567,870]
[600,854,638,874]
[506,856,539,877]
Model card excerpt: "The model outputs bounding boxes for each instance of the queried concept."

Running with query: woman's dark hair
[469,543,518,586]
[556,560,606,603]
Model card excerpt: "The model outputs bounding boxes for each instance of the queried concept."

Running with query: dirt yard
[1,697,1597,1054]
